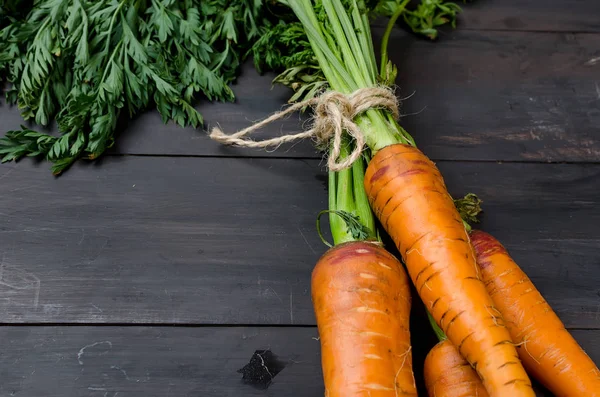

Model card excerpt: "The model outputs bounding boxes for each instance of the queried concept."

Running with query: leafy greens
[0,0,469,174]
[0,0,270,174]
[252,0,469,103]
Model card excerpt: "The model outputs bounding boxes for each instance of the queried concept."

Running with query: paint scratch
[0,168,14,182]
[0,264,41,309]
[266,287,282,303]
[585,56,600,66]
[297,227,316,254]
[110,365,150,383]
[88,238,110,263]
[77,341,112,365]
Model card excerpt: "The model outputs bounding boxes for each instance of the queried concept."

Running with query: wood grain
[0,326,322,397]
[0,326,596,397]
[0,157,598,327]
[390,30,600,163]
[3,30,599,163]
[457,0,600,33]
[0,157,326,325]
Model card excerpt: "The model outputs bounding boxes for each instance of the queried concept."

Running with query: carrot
[208,3,527,393]
[424,339,489,397]
[364,143,534,397]
[310,105,417,395]
[424,307,489,397]
[311,240,417,396]
[470,229,600,396]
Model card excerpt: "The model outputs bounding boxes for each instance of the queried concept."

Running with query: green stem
[287,0,416,157]
[290,0,417,246]
[212,40,231,72]
[288,0,355,93]
[325,139,378,247]
[356,111,413,153]
[75,0,88,30]
[328,161,338,234]
[352,0,377,81]
[334,143,353,244]
[427,310,447,342]
[99,40,123,86]
[104,0,126,56]
[322,0,367,87]
[379,0,410,80]
[316,210,334,248]
[463,220,472,232]
[32,15,51,43]
[351,153,374,236]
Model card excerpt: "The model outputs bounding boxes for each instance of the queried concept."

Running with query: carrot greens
[0,0,272,174]
[0,0,466,174]
[246,0,472,250]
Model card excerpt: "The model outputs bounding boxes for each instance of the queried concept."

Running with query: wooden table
[1,1,599,395]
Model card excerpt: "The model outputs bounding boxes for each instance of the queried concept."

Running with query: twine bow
[209,86,399,171]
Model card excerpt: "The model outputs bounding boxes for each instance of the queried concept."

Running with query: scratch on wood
[111,365,131,380]
[297,227,317,254]
[78,230,86,246]
[111,365,150,383]
[529,130,541,141]
[585,56,600,66]
[0,168,14,182]
[266,287,282,303]
[9,185,38,193]
[0,264,41,309]
[87,237,110,264]
[77,341,112,365]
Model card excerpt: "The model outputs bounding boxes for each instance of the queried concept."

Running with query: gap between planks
[0,323,597,331]
[93,153,600,166]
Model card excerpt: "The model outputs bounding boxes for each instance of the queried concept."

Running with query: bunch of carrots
[212,0,600,395]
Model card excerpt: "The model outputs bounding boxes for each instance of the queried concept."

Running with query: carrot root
[311,241,417,396]
[364,144,534,397]
[471,229,600,397]
[424,339,489,397]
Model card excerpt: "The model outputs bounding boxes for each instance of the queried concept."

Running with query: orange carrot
[311,240,417,396]
[471,229,600,396]
[424,339,489,397]
[363,143,534,397]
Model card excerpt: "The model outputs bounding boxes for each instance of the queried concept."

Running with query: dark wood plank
[0,326,322,397]
[458,0,600,33]
[1,157,599,327]
[0,326,597,396]
[5,29,598,162]
[388,29,600,162]
[0,157,325,325]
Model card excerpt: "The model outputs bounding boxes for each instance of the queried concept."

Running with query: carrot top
[321,141,378,245]
[283,0,416,247]
[285,0,416,154]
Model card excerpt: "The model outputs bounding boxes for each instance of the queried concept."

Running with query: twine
[208,86,399,171]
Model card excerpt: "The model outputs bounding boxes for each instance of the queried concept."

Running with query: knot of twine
[209,86,399,171]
